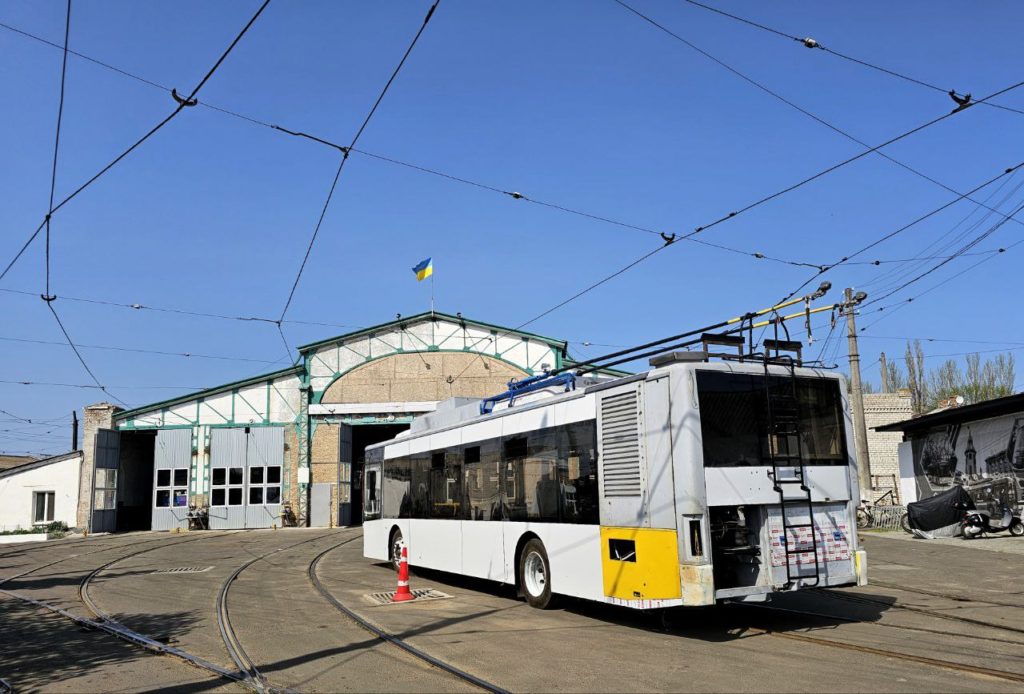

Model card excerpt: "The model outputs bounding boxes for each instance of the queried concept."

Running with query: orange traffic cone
[392,545,414,602]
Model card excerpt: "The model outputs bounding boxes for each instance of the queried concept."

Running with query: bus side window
[465,443,501,520]
[560,421,598,524]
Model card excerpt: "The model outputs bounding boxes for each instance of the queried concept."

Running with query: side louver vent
[600,389,642,497]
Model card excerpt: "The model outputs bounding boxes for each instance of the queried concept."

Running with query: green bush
[0,521,68,536]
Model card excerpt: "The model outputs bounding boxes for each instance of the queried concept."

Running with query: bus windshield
[696,371,847,467]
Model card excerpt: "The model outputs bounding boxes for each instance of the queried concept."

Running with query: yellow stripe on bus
[600,527,681,600]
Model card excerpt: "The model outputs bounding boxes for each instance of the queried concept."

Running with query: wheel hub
[524,551,546,597]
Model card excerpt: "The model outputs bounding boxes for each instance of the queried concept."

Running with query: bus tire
[389,527,404,571]
[519,538,555,609]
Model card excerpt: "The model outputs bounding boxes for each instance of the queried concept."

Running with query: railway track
[815,588,1024,637]
[212,530,366,693]
[307,538,509,694]
[0,533,199,588]
[866,579,1024,609]
[2,531,247,689]
[766,626,1024,684]
[742,600,1024,685]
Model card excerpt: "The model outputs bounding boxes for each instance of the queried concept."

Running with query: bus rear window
[696,371,847,467]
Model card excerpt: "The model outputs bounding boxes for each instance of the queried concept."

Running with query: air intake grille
[601,389,642,497]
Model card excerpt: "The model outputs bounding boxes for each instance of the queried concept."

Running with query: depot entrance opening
[342,423,408,526]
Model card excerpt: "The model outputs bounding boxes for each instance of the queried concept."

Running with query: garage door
[208,427,284,529]
[152,429,191,531]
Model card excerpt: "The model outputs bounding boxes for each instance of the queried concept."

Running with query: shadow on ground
[406,564,896,643]
[0,597,222,692]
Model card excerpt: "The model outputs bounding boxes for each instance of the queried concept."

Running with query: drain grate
[151,566,214,575]
[365,588,452,606]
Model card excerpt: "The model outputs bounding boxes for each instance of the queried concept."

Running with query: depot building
[78,312,614,533]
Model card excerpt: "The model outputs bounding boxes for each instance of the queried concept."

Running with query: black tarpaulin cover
[907,485,975,531]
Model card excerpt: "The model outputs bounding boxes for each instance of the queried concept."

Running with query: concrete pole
[845,288,872,499]
[879,352,889,393]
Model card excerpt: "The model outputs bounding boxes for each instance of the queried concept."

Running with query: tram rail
[307,538,509,694]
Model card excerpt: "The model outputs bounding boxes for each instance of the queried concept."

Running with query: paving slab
[0,592,236,692]
[3,529,1024,692]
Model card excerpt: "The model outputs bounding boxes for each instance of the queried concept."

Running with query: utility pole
[72,411,79,451]
[844,288,872,498]
[879,352,889,393]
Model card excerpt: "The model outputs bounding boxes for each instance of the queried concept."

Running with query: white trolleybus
[363,295,867,609]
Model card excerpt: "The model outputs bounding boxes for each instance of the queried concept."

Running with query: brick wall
[76,403,120,528]
[321,352,526,403]
[862,392,912,502]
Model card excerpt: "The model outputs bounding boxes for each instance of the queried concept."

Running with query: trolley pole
[844,288,872,499]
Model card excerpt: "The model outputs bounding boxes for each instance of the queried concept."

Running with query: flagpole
[430,272,435,315]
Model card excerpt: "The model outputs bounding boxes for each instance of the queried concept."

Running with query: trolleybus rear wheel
[519,539,555,609]
[389,527,404,571]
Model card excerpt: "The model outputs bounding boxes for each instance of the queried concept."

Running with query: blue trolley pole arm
[480,372,577,415]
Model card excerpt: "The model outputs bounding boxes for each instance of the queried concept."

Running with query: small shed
[0,451,83,532]
[874,393,1024,506]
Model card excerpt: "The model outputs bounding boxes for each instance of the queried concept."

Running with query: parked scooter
[962,504,1024,539]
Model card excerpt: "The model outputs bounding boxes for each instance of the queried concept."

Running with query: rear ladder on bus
[763,339,821,587]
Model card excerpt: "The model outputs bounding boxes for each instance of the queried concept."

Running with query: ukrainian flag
[412,257,433,282]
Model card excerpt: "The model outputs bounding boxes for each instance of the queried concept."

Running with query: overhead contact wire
[43,0,71,302]
[678,0,1024,117]
[278,0,440,322]
[612,0,1024,240]
[0,0,272,283]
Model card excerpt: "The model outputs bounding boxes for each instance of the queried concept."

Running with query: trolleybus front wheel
[519,539,555,609]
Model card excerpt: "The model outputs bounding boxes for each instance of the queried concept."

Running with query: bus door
[363,462,382,521]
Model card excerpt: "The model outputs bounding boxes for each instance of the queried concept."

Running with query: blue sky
[2,1,1023,455]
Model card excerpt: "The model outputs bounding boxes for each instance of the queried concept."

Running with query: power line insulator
[802,37,819,48]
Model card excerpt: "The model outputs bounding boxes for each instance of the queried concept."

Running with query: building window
[156,468,189,508]
[249,465,282,506]
[94,468,117,510]
[33,491,56,524]
[211,466,244,506]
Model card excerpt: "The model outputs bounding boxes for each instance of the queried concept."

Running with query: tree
[884,359,907,392]
[904,340,928,414]
[899,341,1016,413]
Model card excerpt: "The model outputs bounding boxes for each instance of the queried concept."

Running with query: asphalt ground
[1,528,1022,693]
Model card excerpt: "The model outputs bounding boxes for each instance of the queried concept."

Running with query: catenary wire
[45,303,127,406]
[6,18,995,279]
[0,409,71,426]
[0,287,361,329]
[0,334,280,364]
[613,0,1024,241]
[0,0,272,284]
[33,3,127,408]
[0,20,901,273]
[448,239,677,385]
[776,160,1024,303]
[676,0,1024,117]
[864,199,1024,306]
[860,171,1021,292]
[43,0,71,301]
[612,0,1024,236]
[278,0,440,322]
[858,234,1024,331]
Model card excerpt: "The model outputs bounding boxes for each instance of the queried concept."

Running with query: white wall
[0,455,82,532]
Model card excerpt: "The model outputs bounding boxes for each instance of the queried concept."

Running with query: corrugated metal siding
[208,427,284,529]
[209,428,248,529]
[600,389,642,497]
[155,429,191,469]
[246,427,283,529]
[152,429,191,531]
[247,427,283,468]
